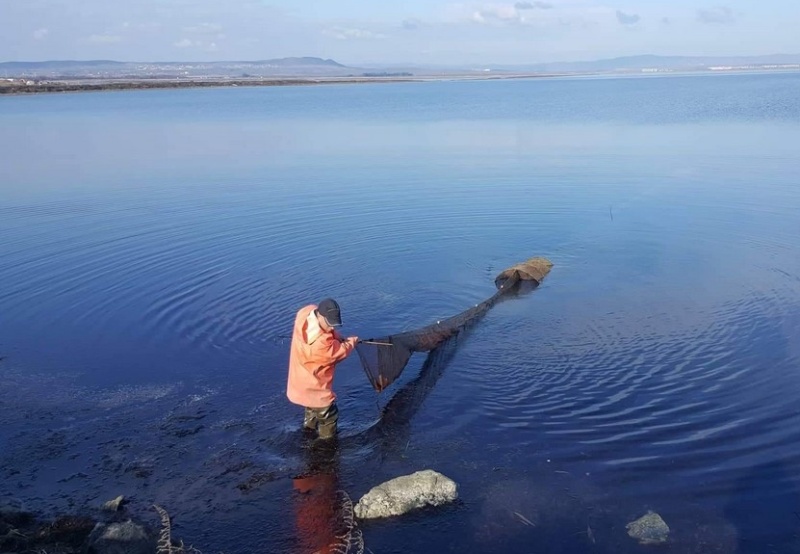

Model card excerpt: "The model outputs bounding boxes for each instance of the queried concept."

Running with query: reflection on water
[291,437,342,554]
[1,72,800,553]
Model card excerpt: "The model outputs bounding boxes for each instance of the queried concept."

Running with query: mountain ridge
[0,56,345,69]
[2,54,798,79]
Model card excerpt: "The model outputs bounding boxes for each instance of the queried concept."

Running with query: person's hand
[347,336,359,347]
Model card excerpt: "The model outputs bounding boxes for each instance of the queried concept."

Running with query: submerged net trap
[355,257,553,392]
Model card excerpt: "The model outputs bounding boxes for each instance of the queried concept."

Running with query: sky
[1,0,799,66]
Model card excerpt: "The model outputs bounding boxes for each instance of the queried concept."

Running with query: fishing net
[356,257,553,392]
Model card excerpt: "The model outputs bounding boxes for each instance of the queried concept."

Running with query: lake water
[1,72,800,553]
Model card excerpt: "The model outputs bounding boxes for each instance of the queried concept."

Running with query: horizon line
[3,52,800,66]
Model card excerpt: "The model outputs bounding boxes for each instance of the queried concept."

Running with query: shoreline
[0,74,544,95]
[0,499,195,553]
[0,76,419,95]
[2,68,798,96]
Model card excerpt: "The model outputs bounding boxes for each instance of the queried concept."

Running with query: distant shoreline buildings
[2,57,799,95]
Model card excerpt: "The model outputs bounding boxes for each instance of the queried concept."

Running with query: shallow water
[1,72,800,553]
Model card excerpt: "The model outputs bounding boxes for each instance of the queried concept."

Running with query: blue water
[1,72,800,553]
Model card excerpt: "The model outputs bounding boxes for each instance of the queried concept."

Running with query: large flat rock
[354,470,458,519]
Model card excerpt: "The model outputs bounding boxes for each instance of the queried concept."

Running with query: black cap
[317,298,342,327]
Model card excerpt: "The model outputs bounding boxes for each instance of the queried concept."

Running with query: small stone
[626,510,670,545]
[86,520,156,554]
[103,495,125,512]
[354,470,458,519]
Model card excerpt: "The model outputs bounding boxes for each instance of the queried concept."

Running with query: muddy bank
[0,76,421,95]
[0,73,566,95]
[0,498,197,553]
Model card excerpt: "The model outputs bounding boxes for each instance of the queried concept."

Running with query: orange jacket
[287,304,357,408]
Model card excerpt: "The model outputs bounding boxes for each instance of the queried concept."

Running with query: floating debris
[512,511,536,527]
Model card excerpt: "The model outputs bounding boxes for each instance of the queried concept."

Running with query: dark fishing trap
[355,257,553,392]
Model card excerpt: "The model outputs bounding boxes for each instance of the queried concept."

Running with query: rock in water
[626,511,670,545]
[86,520,156,554]
[354,470,458,519]
[102,495,125,512]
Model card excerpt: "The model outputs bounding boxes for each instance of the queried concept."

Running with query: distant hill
[486,54,800,73]
[0,57,353,78]
[2,54,798,80]
[0,57,344,69]
[370,54,800,75]
[251,57,345,67]
[0,60,126,70]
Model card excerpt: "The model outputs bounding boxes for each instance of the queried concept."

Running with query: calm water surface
[1,73,800,553]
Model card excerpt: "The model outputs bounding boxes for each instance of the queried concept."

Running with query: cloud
[183,23,223,35]
[323,27,386,40]
[402,18,422,30]
[515,1,553,9]
[472,5,522,24]
[697,6,735,24]
[174,38,219,51]
[661,17,671,25]
[87,34,123,43]
[470,2,555,25]
[134,22,163,31]
[615,10,640,25]
[33,28,49,40]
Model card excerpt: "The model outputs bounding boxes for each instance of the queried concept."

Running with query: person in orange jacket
[287,298,358,439]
